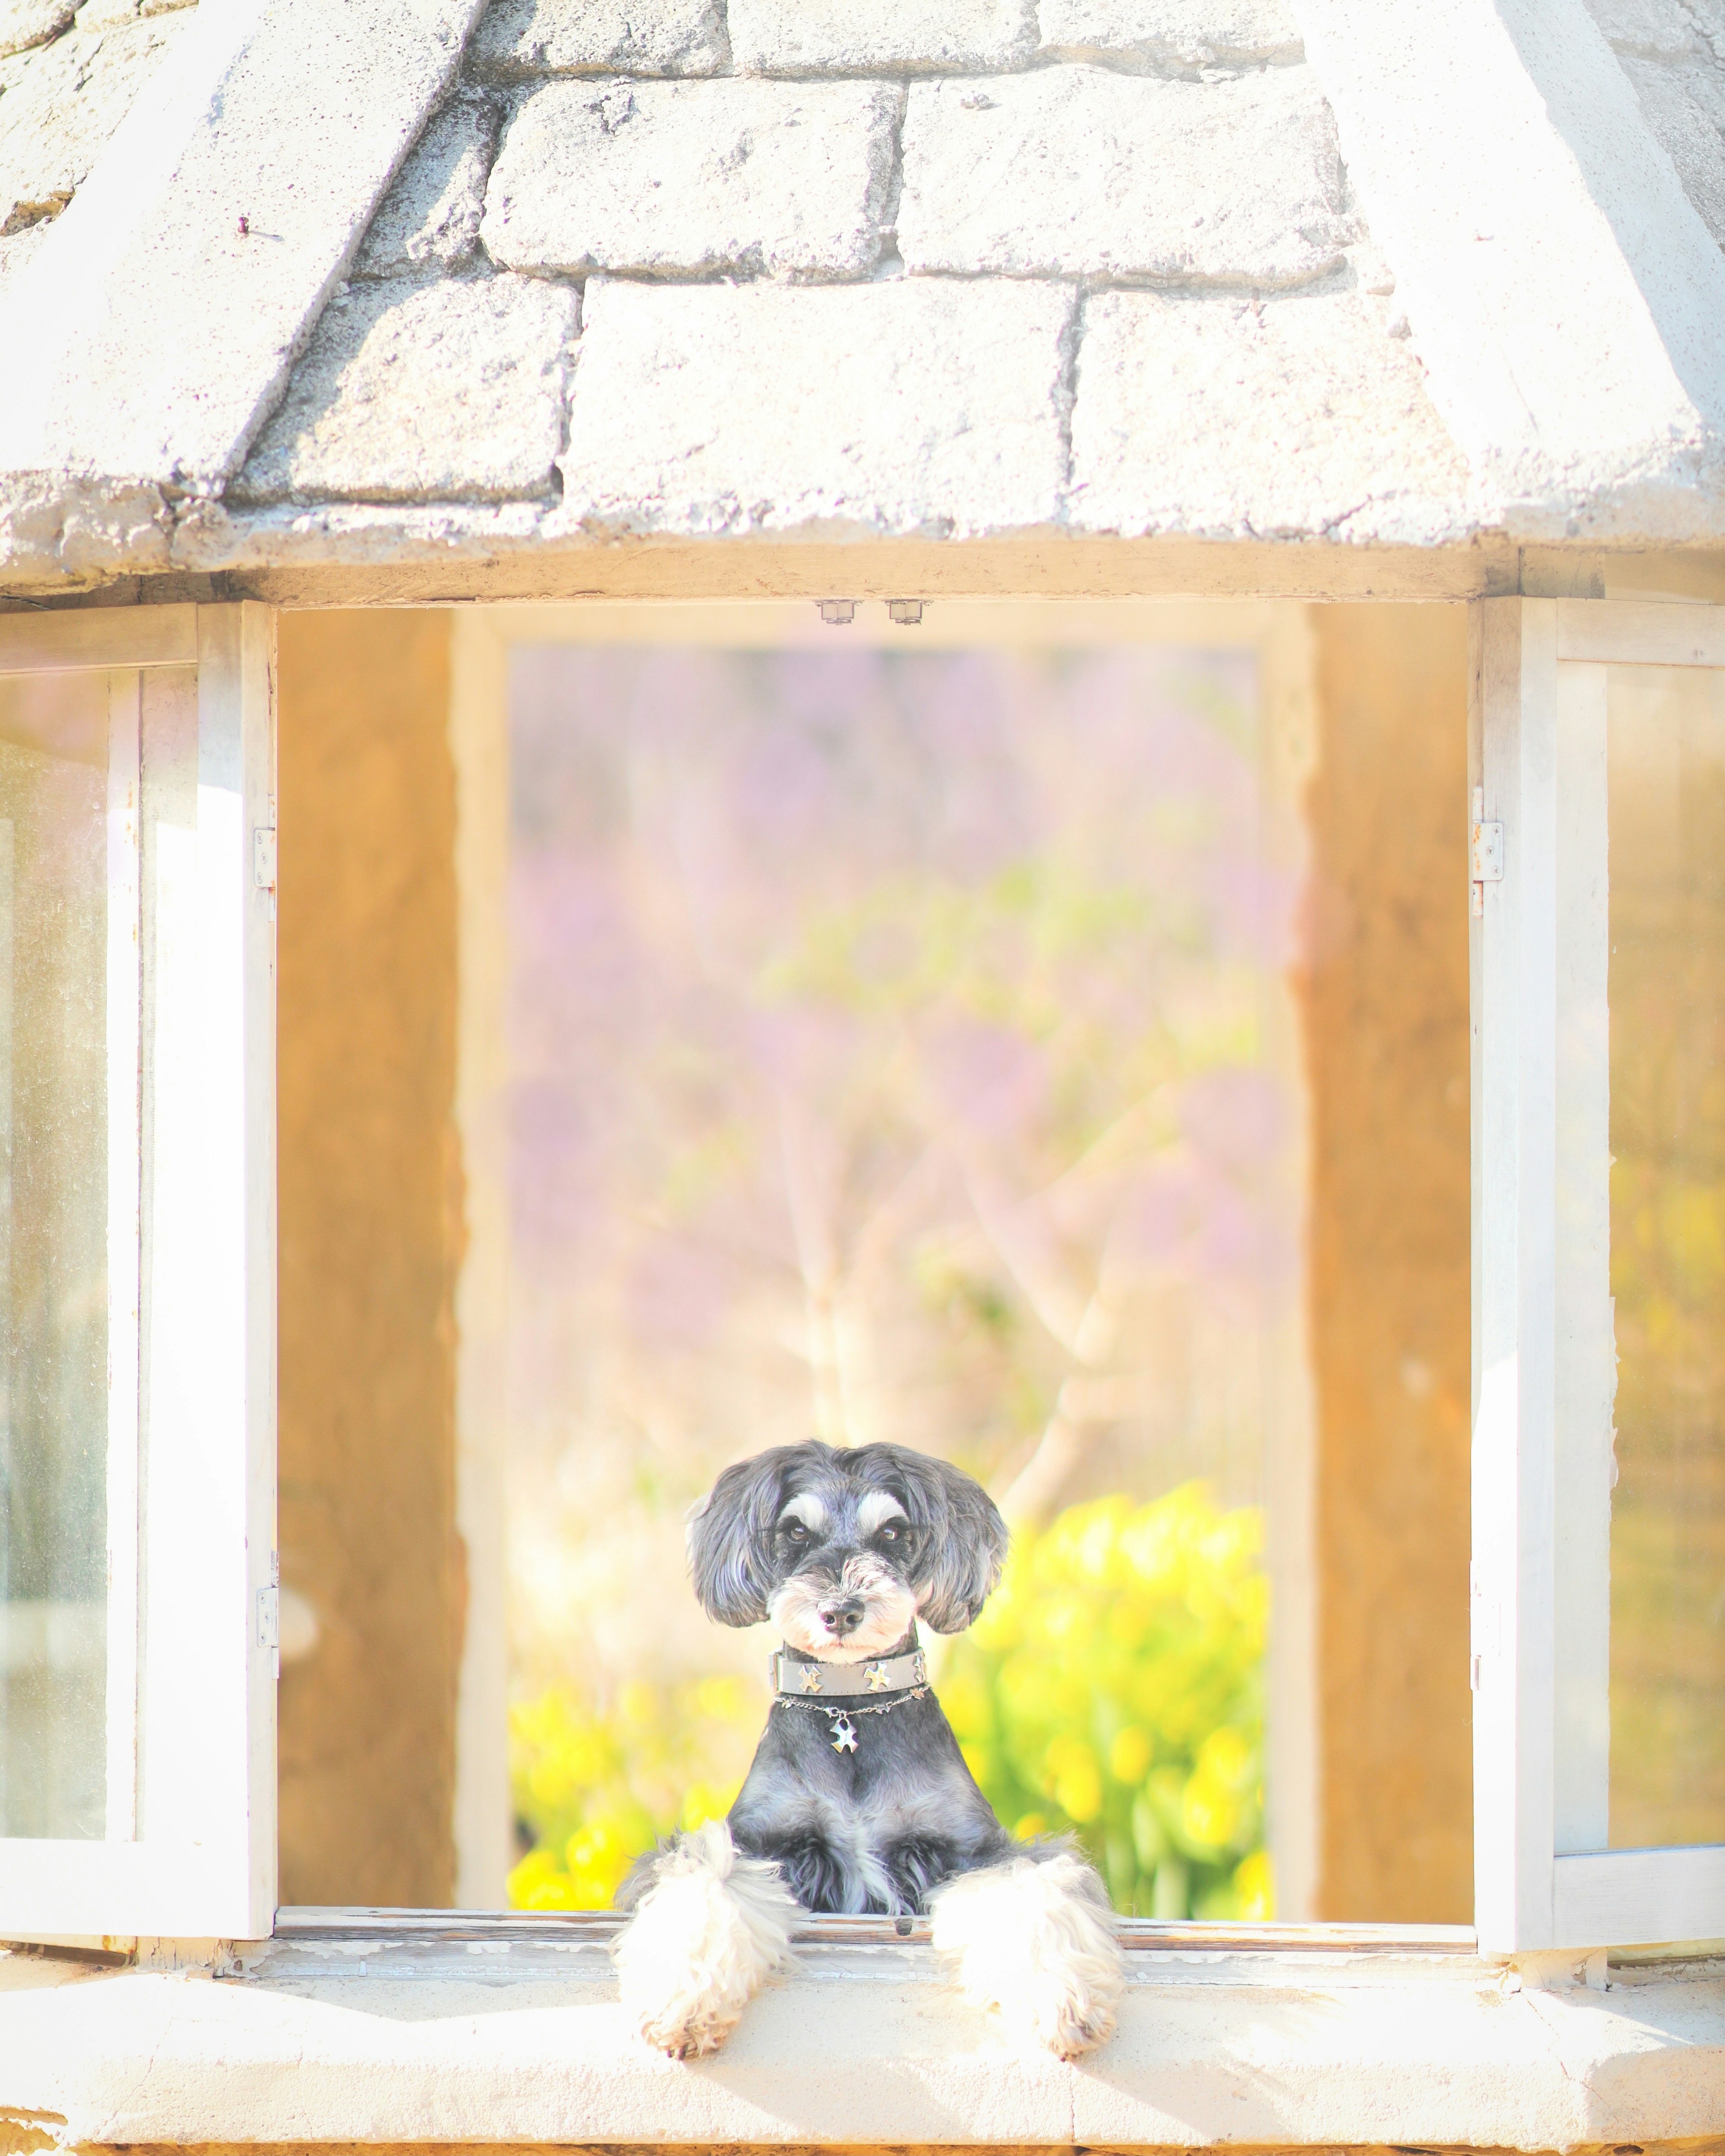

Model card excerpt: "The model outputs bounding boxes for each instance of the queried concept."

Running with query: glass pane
[0,672,113,1839]
[1608,663,1725,1849]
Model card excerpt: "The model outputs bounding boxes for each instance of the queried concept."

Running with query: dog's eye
[878,1524,899,1543]
[783,1520,809,1543]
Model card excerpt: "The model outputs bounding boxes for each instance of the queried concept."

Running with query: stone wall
[226,0,1469,555]
[1584,0,1725,243]
[0,0,199,297]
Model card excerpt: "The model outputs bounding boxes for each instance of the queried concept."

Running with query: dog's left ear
[897,1452,1010,1634]
[686,1448,789,1626]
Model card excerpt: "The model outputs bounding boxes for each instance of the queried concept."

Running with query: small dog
[612,1440,1125,2059]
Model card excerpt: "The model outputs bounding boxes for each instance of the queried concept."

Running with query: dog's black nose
[820,1599,865,1636]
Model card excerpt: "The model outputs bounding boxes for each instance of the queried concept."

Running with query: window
[2,592,1721,1958]
[0,605,275,1941]
[1472,597,1725,1951]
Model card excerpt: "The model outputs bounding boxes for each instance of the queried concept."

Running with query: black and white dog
[612,1440,1124,2059]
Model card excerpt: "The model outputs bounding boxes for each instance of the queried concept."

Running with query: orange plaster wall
[1301,604,1474,1922]
[275,609,465,1907]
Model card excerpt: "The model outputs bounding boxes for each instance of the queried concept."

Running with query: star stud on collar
[800,1665,823,1693]
[865,1663,889,1691]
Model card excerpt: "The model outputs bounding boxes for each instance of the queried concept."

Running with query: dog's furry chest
[726,1692,1011,1915]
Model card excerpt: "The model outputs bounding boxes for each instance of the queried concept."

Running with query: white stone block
[74,0,197,27]
[1069,287,1470,545]
[468,0,725,77]
[0,0,497,492]
[235,272,576,502]
[1581,0,1700,55]
[0,15,189,234]
[0,213,49,300]
[1621,53,1725,242]
[727,0,1035,73]
[1036,0,1300,66]
[1689,0,1725,50]
[900,65,1350,286]
[356,85,497,275]
[560,277,1071,537]
[483,76,898,278]
[0,0,75,60]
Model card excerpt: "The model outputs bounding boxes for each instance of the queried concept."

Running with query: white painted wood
[232,605,279,1931]
[275,1905,1478,1953]
[1475,602,1725,1950]
[0,610,197,676]
[1553,1845,1725,1947]
[104,672,142,1844]
[189,605,276,1936]
[1556,599,1725,667]
[1470,598,1559,1953]
[0,606,275,1943]
[448,613,512,1908]
[1551,660,1611,1856]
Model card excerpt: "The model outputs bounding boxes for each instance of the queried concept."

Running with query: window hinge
[253,826,277,894]
[1469,1563,1500,1688]
[1470,787,1503,917]
[257,1582,280,1652]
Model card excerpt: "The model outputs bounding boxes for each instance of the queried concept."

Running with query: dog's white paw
[612,1821,798,2059]
[929,1850,1125,2059]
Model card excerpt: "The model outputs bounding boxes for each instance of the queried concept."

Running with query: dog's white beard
[768,1555,918,1661]
[612,1821,799,2057]
[929,1851,1125,2058]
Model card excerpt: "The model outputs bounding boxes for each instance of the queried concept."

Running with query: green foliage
[940,1483,1270,1918]
[507,1483,1270,1920]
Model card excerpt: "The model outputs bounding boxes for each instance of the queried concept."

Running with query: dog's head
[686,1440,1010,1660]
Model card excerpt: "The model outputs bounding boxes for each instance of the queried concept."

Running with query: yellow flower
[507,1847,577,1910]
[679,1778,742,1832]
[1046,1734,1104,1822]
[1109,1727,1153,1784]
[1234,1849,1275,1920]
[617,1681,657,1727]
[508,1483,1267,1924]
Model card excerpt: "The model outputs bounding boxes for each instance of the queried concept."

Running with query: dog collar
[770,1643,928,1700]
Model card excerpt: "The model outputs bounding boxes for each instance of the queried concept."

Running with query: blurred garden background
[500,642,1301,1917]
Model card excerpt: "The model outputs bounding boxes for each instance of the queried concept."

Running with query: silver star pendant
[830,1714,858,1754]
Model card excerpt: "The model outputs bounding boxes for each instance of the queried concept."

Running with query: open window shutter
[1472,596,1725,1952]
[0,604,276,1943]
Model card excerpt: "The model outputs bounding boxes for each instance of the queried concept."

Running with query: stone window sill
[0,1913,1719,2150]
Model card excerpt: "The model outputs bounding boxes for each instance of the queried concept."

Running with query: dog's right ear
[686,1449,787,1626]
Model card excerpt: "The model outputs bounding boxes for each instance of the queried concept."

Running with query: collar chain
[769,1640,930,1754]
